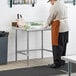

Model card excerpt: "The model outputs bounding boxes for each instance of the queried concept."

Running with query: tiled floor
[0,57,52,71]
[0,57,76,76]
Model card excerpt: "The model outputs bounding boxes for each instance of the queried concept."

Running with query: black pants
[52,31,69,66]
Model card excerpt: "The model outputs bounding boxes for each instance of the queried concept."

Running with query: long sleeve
[46,6,57,26]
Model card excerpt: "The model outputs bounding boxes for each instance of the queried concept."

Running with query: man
[45,0,69,68]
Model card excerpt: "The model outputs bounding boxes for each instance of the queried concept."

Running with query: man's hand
[42,22,49,29]
[43,25,48,29]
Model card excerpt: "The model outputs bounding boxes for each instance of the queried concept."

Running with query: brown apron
[51,20,60,46]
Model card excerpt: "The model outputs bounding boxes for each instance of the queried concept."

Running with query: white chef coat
[46,0,69,32]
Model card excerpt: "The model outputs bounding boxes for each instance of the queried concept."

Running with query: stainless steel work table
[15,27,52,65]
[62,55,76,76]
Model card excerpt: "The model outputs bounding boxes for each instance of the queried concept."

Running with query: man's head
[48,0,57,5]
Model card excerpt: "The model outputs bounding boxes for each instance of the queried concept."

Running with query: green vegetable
[24,25,30,30]
[31,22,42,26]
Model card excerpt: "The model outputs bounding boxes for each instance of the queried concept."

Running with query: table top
[13,27,51,32]
[62,55,76,63]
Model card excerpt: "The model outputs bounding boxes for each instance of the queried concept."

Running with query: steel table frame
[15,28,52,65]
[68,62,72,76]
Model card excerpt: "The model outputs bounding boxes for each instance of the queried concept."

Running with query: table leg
[68,62,72,76]
[41,30,43,59]
[15,29,17,62]
[27,31,29,65]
